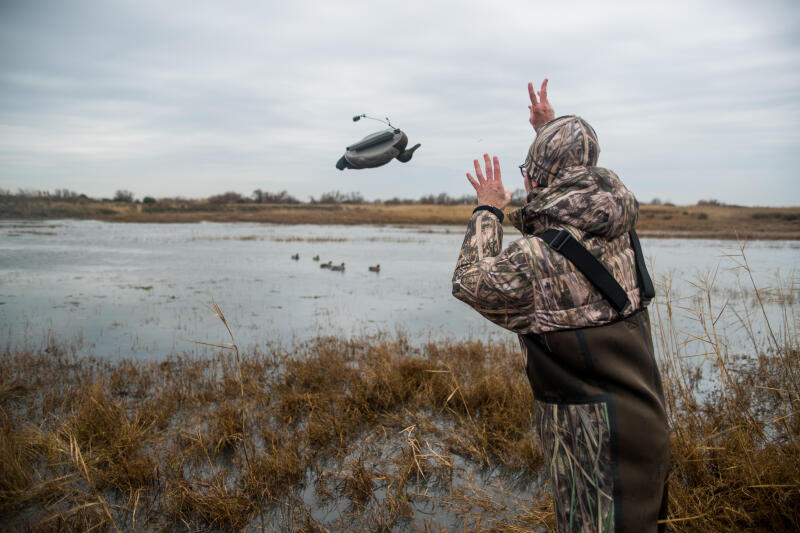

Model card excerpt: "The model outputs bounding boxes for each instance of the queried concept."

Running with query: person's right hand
[466,154,511,210]
[528,78,554,132]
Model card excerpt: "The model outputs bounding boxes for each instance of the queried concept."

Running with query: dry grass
[4,200,799,238]
[0,333,546,531]
[652,245,800,531]
[635,204,800,240]
[1,252,798,530]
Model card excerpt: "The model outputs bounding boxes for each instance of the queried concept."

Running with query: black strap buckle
[548,229,571,252]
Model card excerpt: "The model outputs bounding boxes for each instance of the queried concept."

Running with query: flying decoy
[336,114,420,170]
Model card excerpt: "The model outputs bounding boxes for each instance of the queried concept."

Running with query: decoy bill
[336,114,420,170]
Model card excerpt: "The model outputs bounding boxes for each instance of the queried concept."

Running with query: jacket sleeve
[452,210,537,333]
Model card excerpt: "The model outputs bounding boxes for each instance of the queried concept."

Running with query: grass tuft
[1,259,798,530]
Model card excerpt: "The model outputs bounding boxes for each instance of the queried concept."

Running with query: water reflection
[1,220,797,360]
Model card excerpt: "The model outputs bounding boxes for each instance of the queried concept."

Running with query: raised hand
[466,154,511,210]
[528,78,554,132]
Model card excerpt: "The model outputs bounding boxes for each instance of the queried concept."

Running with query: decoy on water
[320,261,333,269]
[291,253,300,260]
[368,264,381,272]
[330,263,345,272]
[313,255,320,261]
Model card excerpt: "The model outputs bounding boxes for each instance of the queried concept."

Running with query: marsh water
[1,220,797,360]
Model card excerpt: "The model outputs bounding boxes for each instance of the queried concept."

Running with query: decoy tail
[396,143,421,163]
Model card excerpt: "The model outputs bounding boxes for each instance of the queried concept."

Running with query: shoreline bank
[2,202,800,240]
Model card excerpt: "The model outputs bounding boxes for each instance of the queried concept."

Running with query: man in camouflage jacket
[453,80,669,532]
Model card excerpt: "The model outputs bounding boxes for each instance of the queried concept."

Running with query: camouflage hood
[509,116,638,239]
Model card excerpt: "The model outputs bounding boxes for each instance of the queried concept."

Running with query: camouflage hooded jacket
[452,116,647,334]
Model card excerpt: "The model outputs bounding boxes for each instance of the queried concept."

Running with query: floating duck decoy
[330,263,345,272]
[313,255,320,261]
[368,264,380,272]
[320,261,333,269]
[336,114,420,170]
[291,253,299,260]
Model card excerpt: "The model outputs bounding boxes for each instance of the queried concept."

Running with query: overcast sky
[1,0,798,205]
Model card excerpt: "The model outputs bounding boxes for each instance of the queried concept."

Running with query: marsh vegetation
[1,254,799,531]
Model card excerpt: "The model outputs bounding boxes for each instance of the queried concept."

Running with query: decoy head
[396,143,421,163]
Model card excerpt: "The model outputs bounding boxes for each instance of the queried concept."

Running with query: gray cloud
[1,0,798,205]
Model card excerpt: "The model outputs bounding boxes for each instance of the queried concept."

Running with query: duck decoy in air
[320,261,333,269]
[291,253,299,260]
[336,114,421,170]
[313,255,320,261]
[330,263,345,272]
[368,264,380,272]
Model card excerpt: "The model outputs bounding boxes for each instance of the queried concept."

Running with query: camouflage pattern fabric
[523,115,600,187]
[452,168,644,334]
[536,399,614,532]
[452,115,648,334]
[509,165,639,241]
[453,115,667,532]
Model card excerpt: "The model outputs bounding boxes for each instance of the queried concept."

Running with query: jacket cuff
[472,205,504,223]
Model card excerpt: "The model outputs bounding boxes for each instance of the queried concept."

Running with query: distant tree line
[647,197,675,206]
[5,188,735,209]
[0,188,88,202]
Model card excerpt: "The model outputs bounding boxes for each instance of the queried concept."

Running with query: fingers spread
[483,153,493,181]
[539,78,549,102]
[466,173,480,190]
[493,156,501,182]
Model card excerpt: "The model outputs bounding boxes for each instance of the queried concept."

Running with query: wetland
[1,220,798,531]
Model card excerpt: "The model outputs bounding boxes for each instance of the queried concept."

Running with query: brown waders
[522,309,669,532]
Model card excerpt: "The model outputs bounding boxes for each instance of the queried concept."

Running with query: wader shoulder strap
[540,229,630,313]
[628,229,655,299]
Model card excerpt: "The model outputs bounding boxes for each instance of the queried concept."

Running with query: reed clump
[1,258,798,530]
[0,334,544,530]
[652,248,800,532]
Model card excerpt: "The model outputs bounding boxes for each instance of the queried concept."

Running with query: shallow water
[1,220,797,360]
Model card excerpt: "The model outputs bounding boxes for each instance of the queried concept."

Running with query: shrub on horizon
[114,190,135,203]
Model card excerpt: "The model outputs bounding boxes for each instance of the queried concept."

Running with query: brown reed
[0,259,798,530]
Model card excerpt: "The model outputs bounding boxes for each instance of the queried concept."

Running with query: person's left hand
[466,154,511,210]
[528,78,554,132]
